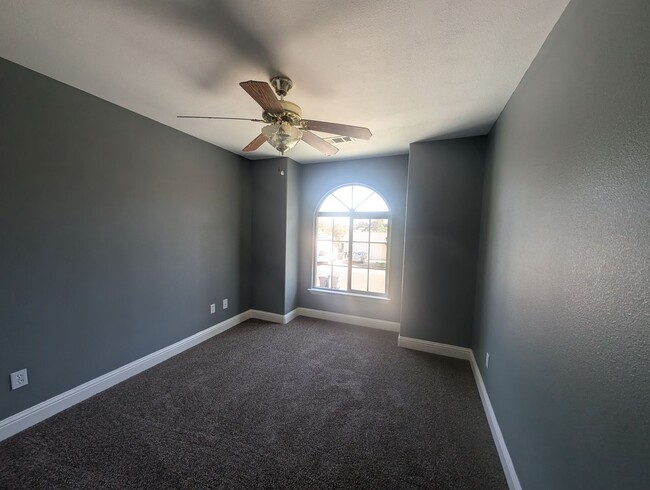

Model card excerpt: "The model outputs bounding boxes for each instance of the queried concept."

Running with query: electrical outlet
[10,369,28,390]
[210,304,216,314]
[486,353,490,369]
[222,298,228,309]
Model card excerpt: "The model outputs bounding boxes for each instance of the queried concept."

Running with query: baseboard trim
[247,308,399,332]
[249,309,286,324]
[2,309,519,489]
[247,308,301,325]
[397,335,472,360]
[0,310,251,442]
[295,307,400,332]
[469,353,522,490]
[398,334,520,490]
[283,308,300,323]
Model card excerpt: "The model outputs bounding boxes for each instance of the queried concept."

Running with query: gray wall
[250,158,288,315]
[400,138,486,347]
[284,159,301,313]
[473,0,650,488]
[297,156,408,323]
[0,58,252,420]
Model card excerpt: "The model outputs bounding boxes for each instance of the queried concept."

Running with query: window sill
[307,288,390,302]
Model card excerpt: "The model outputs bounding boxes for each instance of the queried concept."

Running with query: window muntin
[314,185,389,296]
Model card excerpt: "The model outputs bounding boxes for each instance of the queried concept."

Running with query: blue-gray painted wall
[0,57,252,420]
[4,3,649,487]
[249,156,302,316]
[250,158,288,315]
[284,159,301,313]
[473,0,650,487]
[401,138,486,347]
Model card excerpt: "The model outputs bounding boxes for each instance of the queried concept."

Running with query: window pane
[351,242,369,267]
[370,219,388,243]
[369,244,387,269]
[316,241,332,265]
[351,268,368,291]
[369,243,387,261]
[332,241,348,265]
[316,265,332,288]
[331,266,348,291]
[353,219,370,242]
[319,194,348,212]
[352,186,374,210]
[368,270,386,294]
[317,217,333,240]
[355,192,389,212]
[333,217,349,241]
[332,186,353,210]
[317,240,332,253]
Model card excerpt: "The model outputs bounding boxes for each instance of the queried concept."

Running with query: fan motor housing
[263,100,303,125]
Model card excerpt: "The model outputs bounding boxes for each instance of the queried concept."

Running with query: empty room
[1,0,648,488]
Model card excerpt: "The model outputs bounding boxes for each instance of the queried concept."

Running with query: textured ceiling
[0,0,570,163]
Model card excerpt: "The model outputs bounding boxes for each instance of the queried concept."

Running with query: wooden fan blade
[177,116,264,122]
[301,130,339,156]
[239,81,284,114]
[242,133,267,152]
[302,120,372,140]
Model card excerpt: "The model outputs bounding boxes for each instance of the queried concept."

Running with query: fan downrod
[270,76,293,97]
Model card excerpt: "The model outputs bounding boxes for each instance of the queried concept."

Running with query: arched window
[314,185,390,296]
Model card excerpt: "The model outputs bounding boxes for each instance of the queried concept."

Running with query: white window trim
[307,288,391,302]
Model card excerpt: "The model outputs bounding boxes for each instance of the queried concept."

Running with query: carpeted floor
[0,317,507,489]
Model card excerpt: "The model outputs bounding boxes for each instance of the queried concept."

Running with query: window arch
[314,184,390,296]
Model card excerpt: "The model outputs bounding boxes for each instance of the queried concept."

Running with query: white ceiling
[0,0,570,163]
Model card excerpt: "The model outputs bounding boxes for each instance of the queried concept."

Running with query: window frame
[312,185,391,298]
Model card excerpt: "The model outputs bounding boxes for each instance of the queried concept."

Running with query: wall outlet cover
[486,352,490,368]
[10,369,28,390]
[210,304,216,314]
[222,299,228,309]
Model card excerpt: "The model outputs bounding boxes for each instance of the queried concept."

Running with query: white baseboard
[469,353,521,490]
[248,307,399,332]
[283,308,300,323]
[248,308,300,325]
[398,334,520,490]
[0,307,394,441]
[2,308,519,490]
[249,309,286,324]
[0,311,251,442]
[294,307,400,332]
[397,335,472,360]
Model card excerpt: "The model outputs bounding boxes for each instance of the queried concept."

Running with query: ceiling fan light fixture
[181,77,371,156]
[262,122,303,155]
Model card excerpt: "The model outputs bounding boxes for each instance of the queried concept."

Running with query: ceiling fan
[178,77,372,156]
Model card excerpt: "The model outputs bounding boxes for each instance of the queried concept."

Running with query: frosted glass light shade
[262,123,303,154]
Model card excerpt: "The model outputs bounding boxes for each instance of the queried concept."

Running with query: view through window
[314,185,389,295]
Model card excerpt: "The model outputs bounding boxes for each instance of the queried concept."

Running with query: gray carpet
[0,317,507,489]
